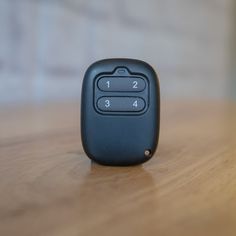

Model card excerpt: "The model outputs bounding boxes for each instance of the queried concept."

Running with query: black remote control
[81,58,160,166]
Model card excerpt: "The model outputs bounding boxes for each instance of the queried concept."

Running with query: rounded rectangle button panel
[98,77,146,92]
[97,97,145,112]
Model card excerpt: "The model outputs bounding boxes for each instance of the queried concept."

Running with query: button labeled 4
[97,97,145,112]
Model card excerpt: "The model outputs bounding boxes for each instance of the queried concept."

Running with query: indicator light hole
[144,149,152,157]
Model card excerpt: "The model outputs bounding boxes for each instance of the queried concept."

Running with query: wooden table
[0,100,236,236]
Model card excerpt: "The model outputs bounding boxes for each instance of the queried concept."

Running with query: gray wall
[230,0,236,99]
[0,0,234,105]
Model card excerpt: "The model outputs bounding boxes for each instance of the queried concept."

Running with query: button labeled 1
[98,77,146,92]
[97,97,145,112]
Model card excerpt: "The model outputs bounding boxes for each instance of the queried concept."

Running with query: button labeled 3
[97,97,145,112]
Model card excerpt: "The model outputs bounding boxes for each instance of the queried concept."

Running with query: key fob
[81,58,160,166]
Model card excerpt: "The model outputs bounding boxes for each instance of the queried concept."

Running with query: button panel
[98,77,146,92]
[94,67,148,115]
[97,97,145,112]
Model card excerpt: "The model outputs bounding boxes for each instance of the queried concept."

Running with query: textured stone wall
[0,0,234,104]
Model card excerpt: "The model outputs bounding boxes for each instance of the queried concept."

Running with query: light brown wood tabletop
[0,100,236,236]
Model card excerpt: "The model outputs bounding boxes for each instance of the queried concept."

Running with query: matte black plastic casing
[81,58,160,166]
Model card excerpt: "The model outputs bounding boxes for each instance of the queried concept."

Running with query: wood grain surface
[0,100,236,236]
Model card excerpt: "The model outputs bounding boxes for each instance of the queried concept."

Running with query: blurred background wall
[0,0,235,105]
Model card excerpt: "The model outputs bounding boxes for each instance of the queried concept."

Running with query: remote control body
[81,58,160,166]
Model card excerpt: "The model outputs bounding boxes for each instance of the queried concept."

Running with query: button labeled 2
[98,77,146,92]
[97,97,145,112]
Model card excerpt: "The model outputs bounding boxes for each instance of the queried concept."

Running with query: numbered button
[98,77,146,92]
[97,97,145,112]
